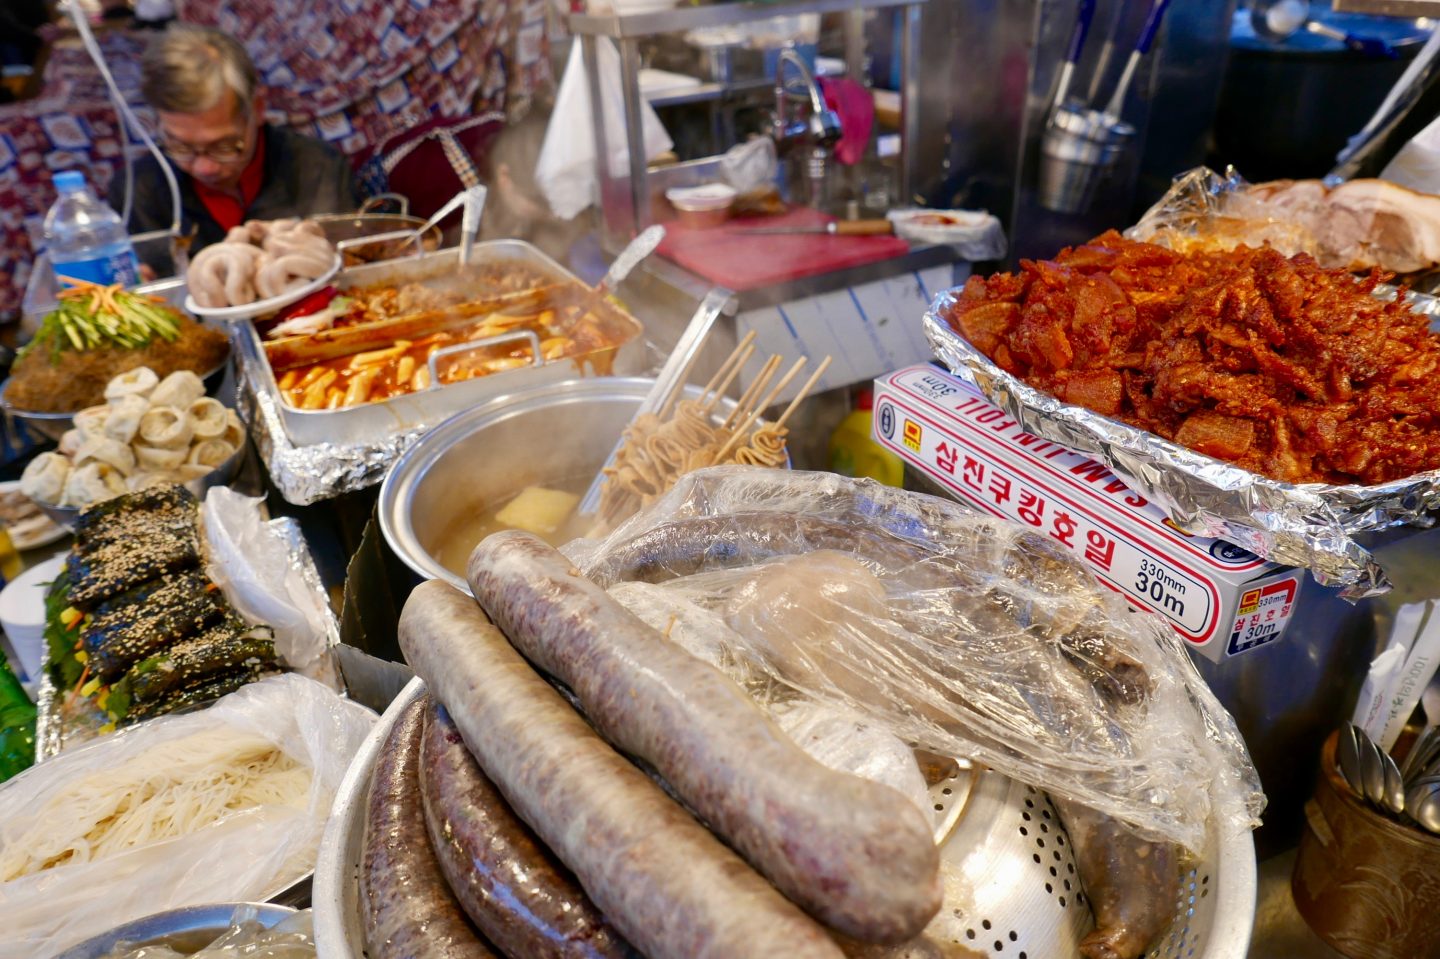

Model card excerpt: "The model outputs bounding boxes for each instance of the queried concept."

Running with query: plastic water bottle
[44,170,141,288]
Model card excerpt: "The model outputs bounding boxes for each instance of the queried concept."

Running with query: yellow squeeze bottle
[828,388,904,487]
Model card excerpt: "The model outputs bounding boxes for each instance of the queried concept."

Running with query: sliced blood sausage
[360,694,496,959]
[1052,797,1180,959]
[399,579,844,959]
[419,698,638,959]
[467,531,942,944]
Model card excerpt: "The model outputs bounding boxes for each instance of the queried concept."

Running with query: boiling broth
[430,475,593,579]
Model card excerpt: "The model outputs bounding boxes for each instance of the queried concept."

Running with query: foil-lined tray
[923,290,1440,598]
[34,513,342,760]
[236,342,433,506]
[234,242,649,505]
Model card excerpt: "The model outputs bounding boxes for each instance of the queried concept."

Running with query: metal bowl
[379,377,751,594]
[310,212,443,266]
[34,440,248,531]
[313,675,426,958]
[52,901,297,959]
[312,670,1254,959]
[0,358,231,443]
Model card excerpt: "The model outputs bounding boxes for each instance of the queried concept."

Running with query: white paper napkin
[536,39,674,220]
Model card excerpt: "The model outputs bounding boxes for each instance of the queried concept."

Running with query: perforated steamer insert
[925,763,1256,959]
[317,683,1257,959]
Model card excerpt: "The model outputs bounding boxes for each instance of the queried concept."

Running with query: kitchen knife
[730,219,895,236]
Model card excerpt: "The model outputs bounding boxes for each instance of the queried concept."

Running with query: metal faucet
[771,48,842,210]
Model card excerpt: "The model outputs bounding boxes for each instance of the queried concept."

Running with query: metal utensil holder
[1038,105,1136,215]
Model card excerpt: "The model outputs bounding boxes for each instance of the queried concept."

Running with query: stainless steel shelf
[645,75,773,108]
[572,0,924,40]
[1332,0,1440,13]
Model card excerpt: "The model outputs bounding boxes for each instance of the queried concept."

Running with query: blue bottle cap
[53,170,87,193]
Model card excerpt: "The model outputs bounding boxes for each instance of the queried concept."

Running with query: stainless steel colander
[924,762,1257,959]
[315,678,1256,958]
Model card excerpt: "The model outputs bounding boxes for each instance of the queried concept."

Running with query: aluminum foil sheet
[235,344,433,506]
[923,291,1440,599]
[35,513,343,761]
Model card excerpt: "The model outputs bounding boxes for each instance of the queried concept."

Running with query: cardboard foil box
[873,364,1303,662]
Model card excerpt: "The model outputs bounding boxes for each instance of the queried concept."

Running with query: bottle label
[53,248,141,287]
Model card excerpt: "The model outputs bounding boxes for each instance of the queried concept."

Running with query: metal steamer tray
[313,677,1255,959]
[236,242,648,449]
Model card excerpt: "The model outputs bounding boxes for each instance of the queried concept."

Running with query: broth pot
[380,378,738,593]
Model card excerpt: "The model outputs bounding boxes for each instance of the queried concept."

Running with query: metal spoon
[1356,726,1390,810]
[1382,750,1408,815]
[1338,723,1368,800]
[1405,781,1440,834]
[1403,725,1440,784]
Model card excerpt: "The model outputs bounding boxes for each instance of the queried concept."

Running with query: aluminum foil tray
[237,241,647,504]
[34,513,342,760]
[923,289,1440,597]
[313,677,1255,959]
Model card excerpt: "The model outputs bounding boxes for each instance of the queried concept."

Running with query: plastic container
[665,183,736,229]
[828,388,903,486]
[44,170,141,288]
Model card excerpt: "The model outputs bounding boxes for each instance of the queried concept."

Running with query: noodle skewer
[711,357,807,465]
[592,346,832,534]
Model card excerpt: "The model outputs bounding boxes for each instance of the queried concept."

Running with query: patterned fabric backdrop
[0,0,550,320]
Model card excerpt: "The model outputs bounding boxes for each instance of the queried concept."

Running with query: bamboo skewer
[726,355,780,430]
[772,355,833,431]
[711,357,808,465]
[702,342,755,414]
[698,329,757,404]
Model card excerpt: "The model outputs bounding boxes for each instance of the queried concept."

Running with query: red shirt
[192,131,267,232]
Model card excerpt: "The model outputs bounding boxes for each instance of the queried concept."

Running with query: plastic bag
[536,39,673,220]
[609,580,931,816]
[1126,166,1315,258]
[202,488,334,677]
[1128,165,1440,275]
[0,674,375,959]
[885,208,1007,260]
[566,467,1263,851]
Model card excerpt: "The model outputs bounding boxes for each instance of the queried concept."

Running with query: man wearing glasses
[109,24,360,266]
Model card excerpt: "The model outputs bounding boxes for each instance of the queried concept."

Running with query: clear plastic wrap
[566,467,1264,852]
[608,580,932,817]
[1128,165,1440,275]
[201,488,334,676]
[1126,166,1315,258]
[0,675,375,959]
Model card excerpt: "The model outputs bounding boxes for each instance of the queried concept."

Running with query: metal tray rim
[237,240,647,448]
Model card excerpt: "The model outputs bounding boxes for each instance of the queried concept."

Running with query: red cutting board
[655,207,910,292]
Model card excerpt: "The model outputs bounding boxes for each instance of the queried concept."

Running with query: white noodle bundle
[0,729,310,881]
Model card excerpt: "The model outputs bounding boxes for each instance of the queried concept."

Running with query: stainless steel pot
[53,903,298,959]
[379,377,735,593]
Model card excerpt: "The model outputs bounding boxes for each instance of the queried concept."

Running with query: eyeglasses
[161,135,249,163]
